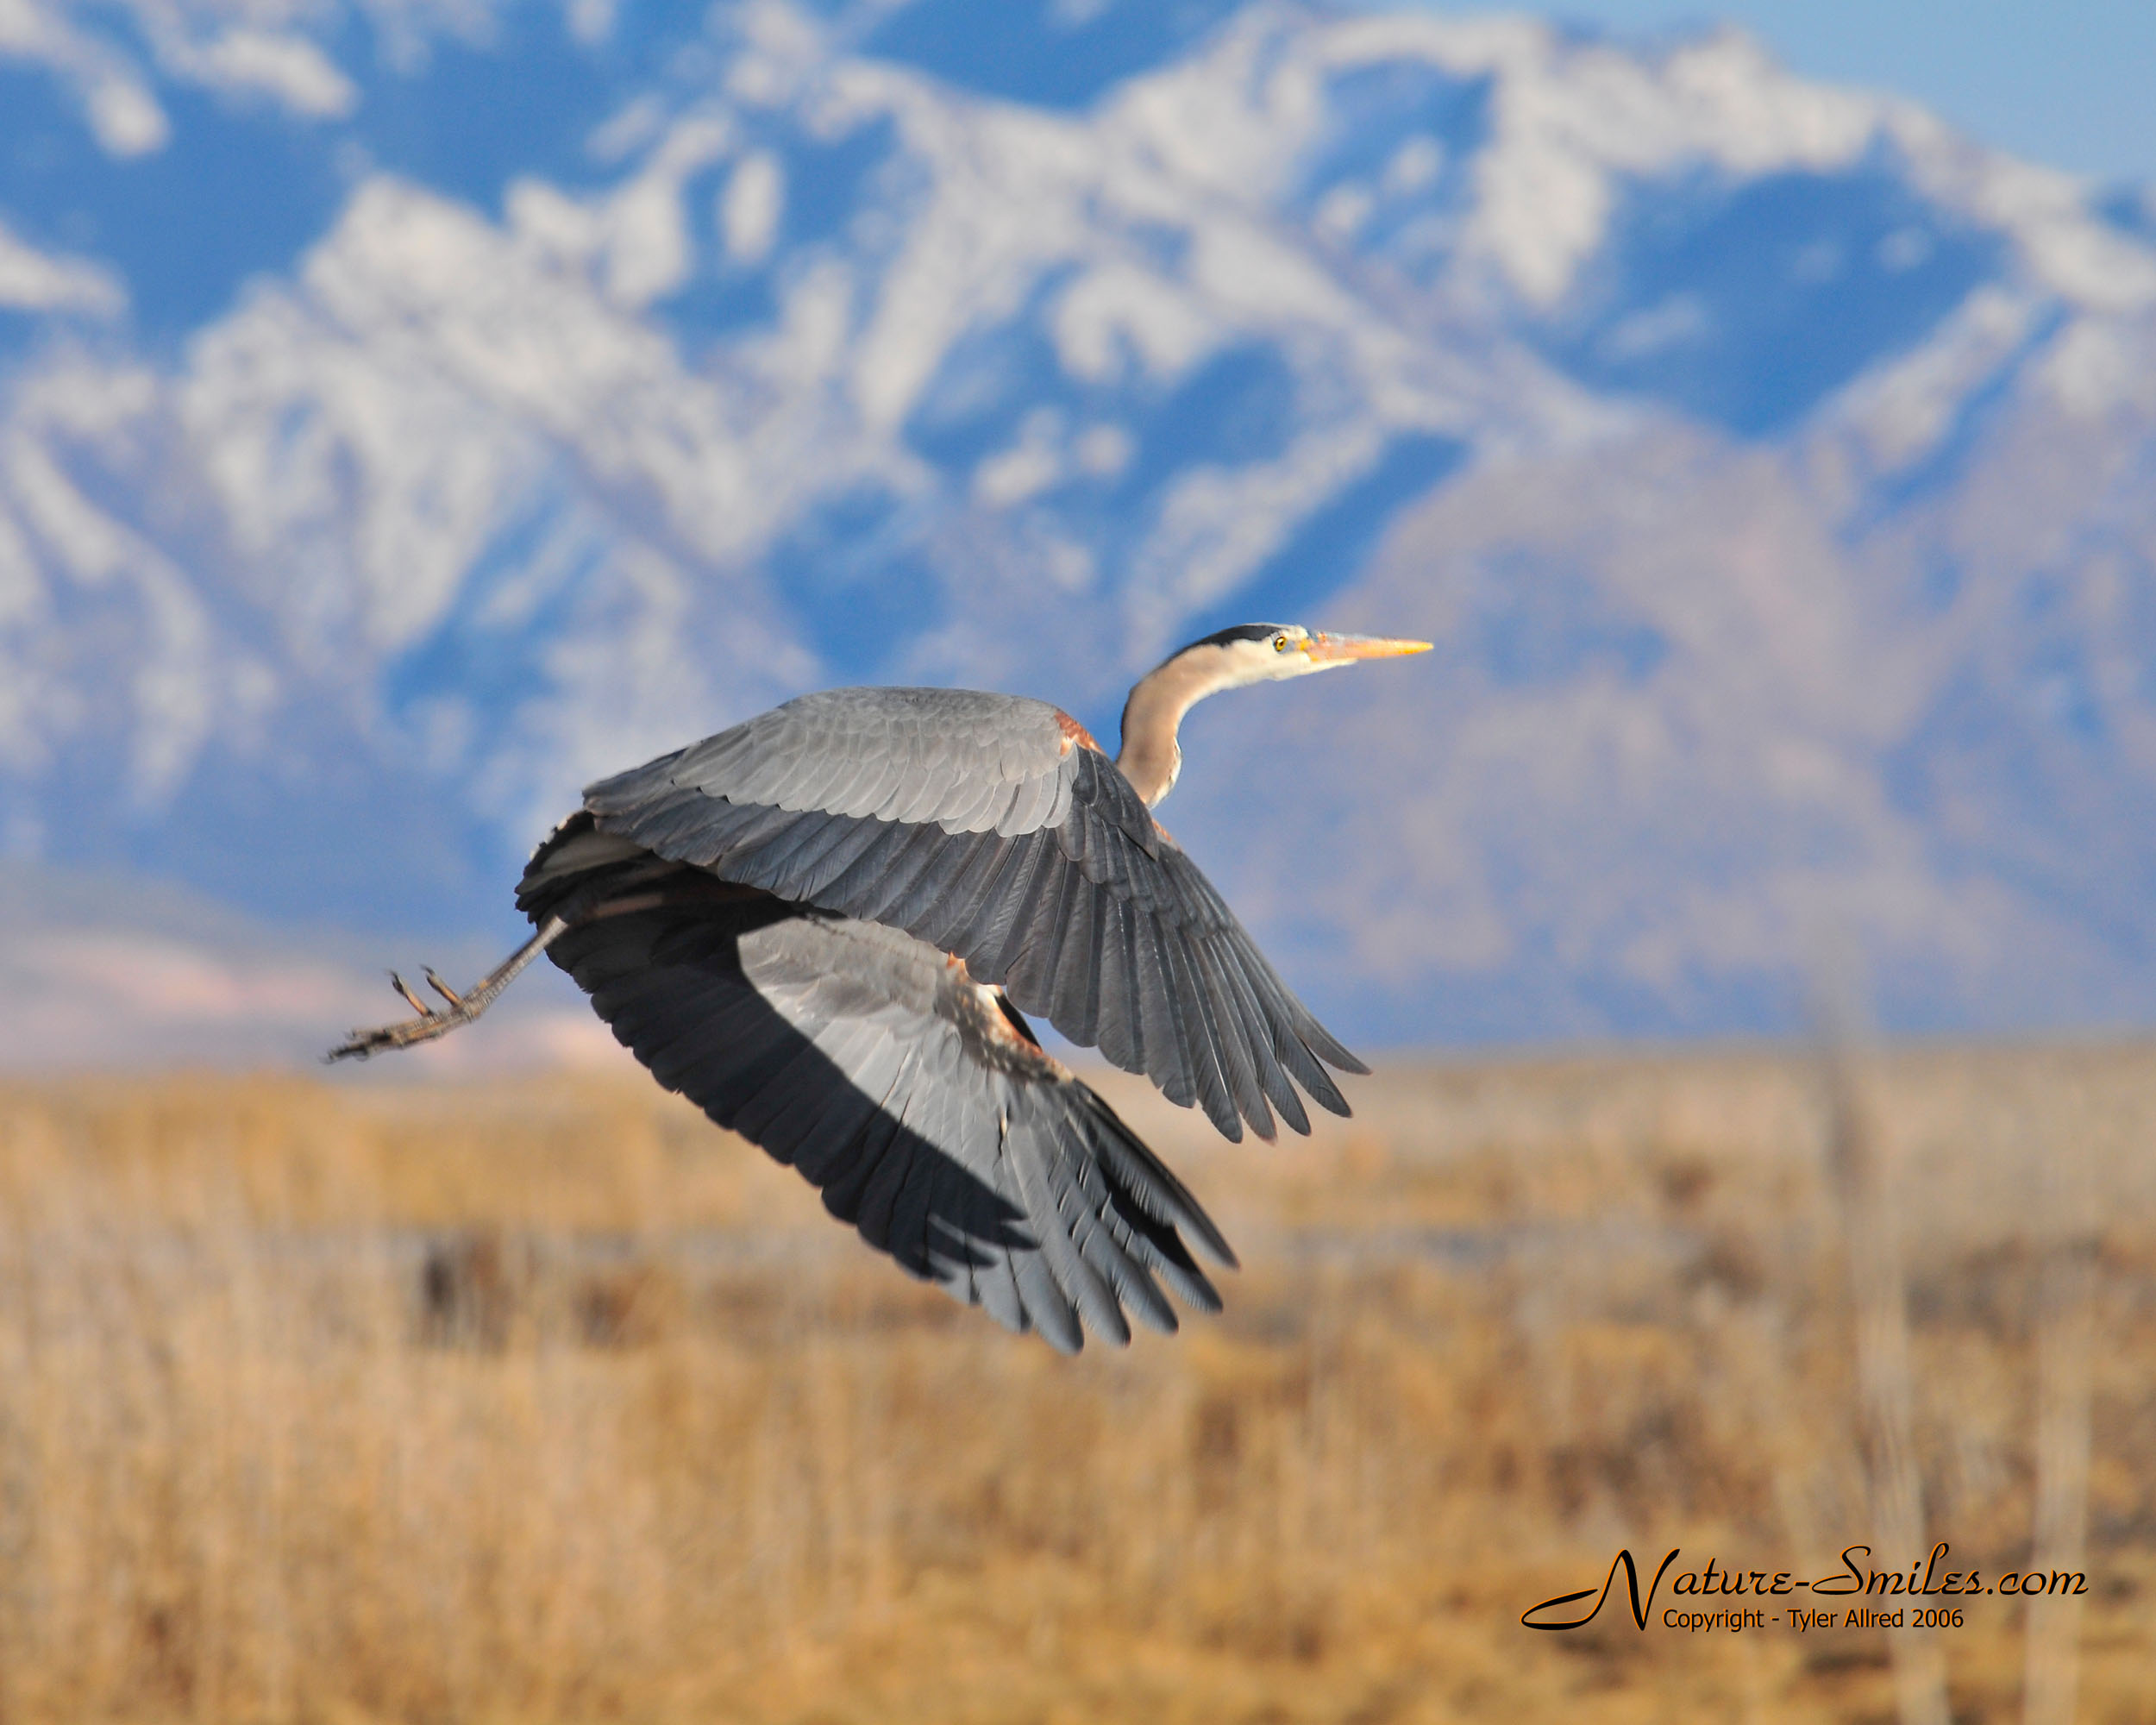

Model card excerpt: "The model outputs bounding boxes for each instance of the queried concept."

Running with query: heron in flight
[332,622,1431,1350]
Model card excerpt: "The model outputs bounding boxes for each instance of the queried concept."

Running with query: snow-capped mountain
[4,0,2154,1057]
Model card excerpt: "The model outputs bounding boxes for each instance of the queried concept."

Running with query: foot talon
[326,918,562,1063]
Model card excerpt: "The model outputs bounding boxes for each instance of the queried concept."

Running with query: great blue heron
[331,622,1430,1350]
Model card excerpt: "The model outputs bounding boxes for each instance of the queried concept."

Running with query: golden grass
[0,1044,2152,1722]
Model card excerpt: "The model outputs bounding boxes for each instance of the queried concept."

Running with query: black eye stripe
[1184,622,1292,651]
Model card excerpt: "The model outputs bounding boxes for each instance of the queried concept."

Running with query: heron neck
[1116,645,1240,808]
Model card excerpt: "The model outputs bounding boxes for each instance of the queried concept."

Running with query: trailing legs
[327,916,571,1061]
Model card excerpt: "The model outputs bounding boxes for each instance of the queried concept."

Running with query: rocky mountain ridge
[3,0,2153,1056]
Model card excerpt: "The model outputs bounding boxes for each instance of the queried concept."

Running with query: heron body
[334,624,1430,1351]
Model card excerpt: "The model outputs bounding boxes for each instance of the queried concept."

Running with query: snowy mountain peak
[3,0,2156,1051]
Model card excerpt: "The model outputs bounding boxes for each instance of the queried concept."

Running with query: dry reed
[0,1045,2150,1722]
[1819,1031,1946,1725]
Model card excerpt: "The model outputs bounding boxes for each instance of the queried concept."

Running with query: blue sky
[1407,0,2156,184]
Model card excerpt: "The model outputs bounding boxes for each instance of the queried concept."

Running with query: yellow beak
[1301,632,1435,664]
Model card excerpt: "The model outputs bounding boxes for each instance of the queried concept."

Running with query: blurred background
[1,3,2152,1721]
[3,0,2154,1063]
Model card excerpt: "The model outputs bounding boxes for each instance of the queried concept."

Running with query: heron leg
[325,872,771,1063]
[326,916,570,1063]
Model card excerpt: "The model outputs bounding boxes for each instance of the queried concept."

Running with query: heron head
[1115,621,1433,806]
[1172,622,1433,687]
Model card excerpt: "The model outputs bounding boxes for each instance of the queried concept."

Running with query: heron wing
[555,687,1365,1143]
[542,869,1232,1352]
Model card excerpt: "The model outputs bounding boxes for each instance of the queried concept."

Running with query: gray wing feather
[577,687,1367,1142]
[539,873,1229,1352]
[654,688,1071,831]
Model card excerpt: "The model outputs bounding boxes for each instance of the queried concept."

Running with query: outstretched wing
[557,687,1365,1142]
[536,858,1233,1352]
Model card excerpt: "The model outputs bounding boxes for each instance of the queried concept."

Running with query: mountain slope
[3,0,2153,1055]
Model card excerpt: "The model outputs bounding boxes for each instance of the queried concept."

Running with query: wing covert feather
[570,685,1364,1139]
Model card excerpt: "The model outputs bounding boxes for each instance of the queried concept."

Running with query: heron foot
[323,916,571,1064]
[329,969,486,1061]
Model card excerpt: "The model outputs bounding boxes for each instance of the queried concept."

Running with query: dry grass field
[0,1044,2151,1722]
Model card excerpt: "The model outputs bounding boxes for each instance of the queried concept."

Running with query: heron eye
[1272,634,1290,652]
